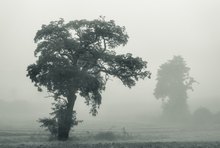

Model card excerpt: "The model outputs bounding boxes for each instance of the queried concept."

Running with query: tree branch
[102,37,107,53]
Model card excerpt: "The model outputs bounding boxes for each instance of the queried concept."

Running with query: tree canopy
[154,56,195,99]
[27,17,150,115]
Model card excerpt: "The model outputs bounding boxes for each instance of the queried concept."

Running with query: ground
[0,124,220,148]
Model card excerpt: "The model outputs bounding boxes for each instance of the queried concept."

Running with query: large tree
[154,56,196,122]
[27,17,150,140]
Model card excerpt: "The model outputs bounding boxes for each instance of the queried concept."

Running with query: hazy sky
[0,0,220,124]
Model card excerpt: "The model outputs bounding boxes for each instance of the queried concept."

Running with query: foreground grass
[1,142,220,148]
[1,125,220,148]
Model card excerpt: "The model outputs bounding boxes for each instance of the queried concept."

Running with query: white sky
[0,0,220,124]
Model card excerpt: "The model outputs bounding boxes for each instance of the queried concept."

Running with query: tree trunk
[57,93,76,141]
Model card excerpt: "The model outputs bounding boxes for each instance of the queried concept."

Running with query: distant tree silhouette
[193,107,213,124]
[27,17,151,140]
[154,56,196,122]
[214,111,220,124]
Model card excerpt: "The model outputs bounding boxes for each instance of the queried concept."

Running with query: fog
[0,0,220,131]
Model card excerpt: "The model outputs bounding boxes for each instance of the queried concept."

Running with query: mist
[0,0,220,145]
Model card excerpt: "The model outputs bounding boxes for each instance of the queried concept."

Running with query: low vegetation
[1,125,220,148]
[1,142,220,148]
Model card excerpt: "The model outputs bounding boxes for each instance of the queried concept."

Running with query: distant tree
[154,56,196,122]
[27,17,151,140]
[214,111,220,124]
[193,107,213,124]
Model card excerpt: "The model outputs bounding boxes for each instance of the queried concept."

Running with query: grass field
[0,124,220,148]
[1,141,220,148]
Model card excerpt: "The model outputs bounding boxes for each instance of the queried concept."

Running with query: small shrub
[38,118,58,137]
[193,107,213,124]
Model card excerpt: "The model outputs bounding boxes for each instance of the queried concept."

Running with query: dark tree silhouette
[27,17,150,140]
[154,56,196,122]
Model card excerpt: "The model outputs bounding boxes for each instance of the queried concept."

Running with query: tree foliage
[27,17,150,115]
[154,56,196,121]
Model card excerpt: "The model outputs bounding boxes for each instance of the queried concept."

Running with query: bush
[39,118,58,137]
[192,107,213,124]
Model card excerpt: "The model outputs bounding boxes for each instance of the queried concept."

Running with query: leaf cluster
[154,56,196,99]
